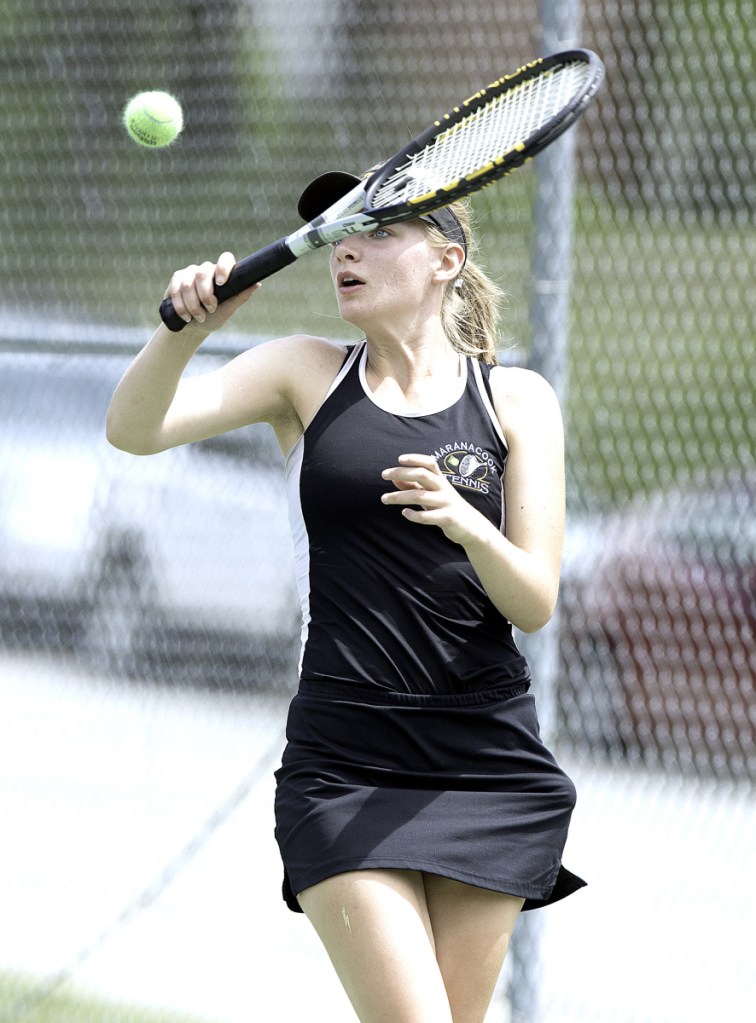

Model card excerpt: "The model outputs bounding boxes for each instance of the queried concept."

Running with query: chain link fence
[1,1,753,1021]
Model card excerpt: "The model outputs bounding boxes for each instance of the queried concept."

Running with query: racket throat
[287,212,380,256]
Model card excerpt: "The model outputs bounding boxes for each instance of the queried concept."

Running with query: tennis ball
[123,91,184,148]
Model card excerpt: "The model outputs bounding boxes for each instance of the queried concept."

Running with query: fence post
[506,3,581,1021]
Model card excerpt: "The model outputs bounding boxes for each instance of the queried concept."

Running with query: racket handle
[159,237,298,332]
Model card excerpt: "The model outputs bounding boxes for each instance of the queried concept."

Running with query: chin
[338,303,373,331]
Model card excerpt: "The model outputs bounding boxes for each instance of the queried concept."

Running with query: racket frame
[362,48,604,220]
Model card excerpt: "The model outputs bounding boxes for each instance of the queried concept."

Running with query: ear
[432,243,466,286]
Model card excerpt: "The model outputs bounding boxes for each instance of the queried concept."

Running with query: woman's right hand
[164,251,260,330]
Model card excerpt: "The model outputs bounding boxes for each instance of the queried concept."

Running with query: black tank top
[285,342,530,695]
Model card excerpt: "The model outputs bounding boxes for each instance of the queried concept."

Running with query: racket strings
[373,61,590,206]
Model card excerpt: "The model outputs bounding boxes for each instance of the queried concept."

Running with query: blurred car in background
[559,471,756,778]
[0,355,300,687]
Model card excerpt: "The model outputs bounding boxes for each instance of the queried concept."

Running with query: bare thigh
[423,874,524,1023]
[297,869,454,1023]
[297,870,523,1023]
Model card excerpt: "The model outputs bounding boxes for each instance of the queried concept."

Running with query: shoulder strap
[320,340,364,404]
[470,359,507,448]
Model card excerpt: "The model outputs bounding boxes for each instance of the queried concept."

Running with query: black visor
[297,171,467,264]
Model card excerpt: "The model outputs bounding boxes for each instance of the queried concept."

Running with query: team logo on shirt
[434,442,498,494]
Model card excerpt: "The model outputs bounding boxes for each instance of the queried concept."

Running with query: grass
[0,973,213,1023]
[565,196,754,509]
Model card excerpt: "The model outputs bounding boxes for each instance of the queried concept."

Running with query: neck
[363,322,458,389]
[361,330,462,415]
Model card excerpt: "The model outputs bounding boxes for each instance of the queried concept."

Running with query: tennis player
[107,184,585,1023]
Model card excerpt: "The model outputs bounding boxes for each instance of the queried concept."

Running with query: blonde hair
[421,200,502,365]
[360,166,502,364]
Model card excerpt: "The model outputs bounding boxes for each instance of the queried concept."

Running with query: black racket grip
[159,236,297,332]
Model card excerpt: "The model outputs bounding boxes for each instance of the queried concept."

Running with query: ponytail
[422,200,503,365]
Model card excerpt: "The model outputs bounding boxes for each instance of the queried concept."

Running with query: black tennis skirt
[274,678,586,912]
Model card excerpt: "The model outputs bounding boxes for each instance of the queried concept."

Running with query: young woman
[107,178,585,1023]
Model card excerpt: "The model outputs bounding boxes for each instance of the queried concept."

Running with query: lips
[337,271,365,291]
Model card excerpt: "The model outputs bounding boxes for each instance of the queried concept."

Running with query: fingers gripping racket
[160,49,603,332]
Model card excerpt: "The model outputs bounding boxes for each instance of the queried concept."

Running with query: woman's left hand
[381,453,484,547]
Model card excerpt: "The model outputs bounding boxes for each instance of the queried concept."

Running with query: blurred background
[0,1,753,1021]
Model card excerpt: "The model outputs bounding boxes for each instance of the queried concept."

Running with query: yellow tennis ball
[123,91,184,148]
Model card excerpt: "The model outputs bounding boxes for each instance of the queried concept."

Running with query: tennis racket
[160,48,603,332]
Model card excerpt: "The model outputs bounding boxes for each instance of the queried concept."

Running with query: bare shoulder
[232,332,347,378]
[488,365,563,444]
[274,332,348,365]
[219,333,351,449]
[278,334,351,414]
[224,332,348,407]
[488,364,559,406]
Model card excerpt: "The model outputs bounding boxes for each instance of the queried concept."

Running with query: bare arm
[106,253,340,456]
[380,367,565,633]
[471,366,565,631]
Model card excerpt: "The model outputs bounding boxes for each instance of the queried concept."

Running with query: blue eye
[330,227,390,250]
